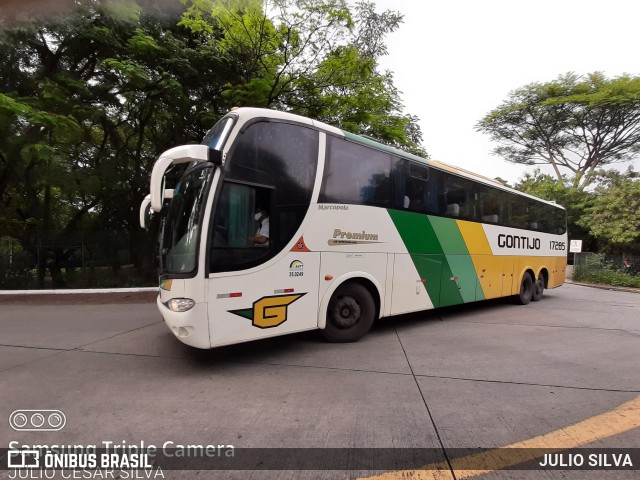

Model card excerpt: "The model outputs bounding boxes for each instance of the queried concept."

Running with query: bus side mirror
[140,195,152,229]
[150,145,208,212]
[209,148,223,166]
[140,189,174,229]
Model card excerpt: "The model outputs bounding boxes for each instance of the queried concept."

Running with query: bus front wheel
[322,282,375,343]
[516,273,534,305]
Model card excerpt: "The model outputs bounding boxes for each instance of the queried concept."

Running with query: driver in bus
[250,206,270,246]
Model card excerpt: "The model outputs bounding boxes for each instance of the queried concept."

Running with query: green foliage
[0,0,230,286]
[179,0,426,154]
[573,254,640,288]
[477,72,640,190]
[577,169,640,249]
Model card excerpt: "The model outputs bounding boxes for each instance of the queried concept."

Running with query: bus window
[529,200,548,232]
[319,137,392,207]
[507,195,529,229]
[397,161,431,213]
[160,165,212,274]
[210,182,273,269]
[442,174,477,220]
[212,182,255,248]
[555,208,567,234]
[478,185,503,224]
[210,121,318,273]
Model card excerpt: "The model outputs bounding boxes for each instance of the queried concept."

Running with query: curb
[0,287,158,295]
[564,278,640,294]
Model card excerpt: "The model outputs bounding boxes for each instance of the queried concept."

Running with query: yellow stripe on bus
[456,220,506,299]
[456,220,492,255]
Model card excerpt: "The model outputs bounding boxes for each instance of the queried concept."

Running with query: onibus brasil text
[8,440,234,475]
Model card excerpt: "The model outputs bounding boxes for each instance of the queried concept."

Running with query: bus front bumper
[157,296,211,349]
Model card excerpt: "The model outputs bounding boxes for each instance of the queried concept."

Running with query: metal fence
[573,252,640,287]
[0,231,157,290]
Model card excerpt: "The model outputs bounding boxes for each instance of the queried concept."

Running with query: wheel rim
[331,295,361,329]
[535,277,544,295]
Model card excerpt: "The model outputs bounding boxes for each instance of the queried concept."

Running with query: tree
[0,1,231,286]
[577,169,640,252]
[179,0,426,155]
[0,12,96,286]
[477,73,640,190]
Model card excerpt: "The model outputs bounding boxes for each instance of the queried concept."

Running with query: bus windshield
[160,165,213,274]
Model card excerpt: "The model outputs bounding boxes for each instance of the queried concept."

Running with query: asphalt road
[0,284,639,479]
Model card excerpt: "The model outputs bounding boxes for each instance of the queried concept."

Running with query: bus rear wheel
[516,273,534,305]
[322,282,375,343]
[532,273,544,302]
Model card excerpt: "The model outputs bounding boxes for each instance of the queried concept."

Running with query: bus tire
[322,282,375,343]
[516,273,534,305]
[532,273,544,302]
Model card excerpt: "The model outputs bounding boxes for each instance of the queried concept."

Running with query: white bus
[143,108,567,349]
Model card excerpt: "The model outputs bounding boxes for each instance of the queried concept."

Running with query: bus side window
[529,201,548,232]
[478,185,502,224]
[508,195,529,229]
[210,181,273,269]
[391,158,406,208]
[425,168,442,215]
[442,173,477,220]
[212,182,254,248]
[319,137,392,207]
[392,161,440,215]
[555,208,567,234]
[405,162,429,213]
[210,121,318,273]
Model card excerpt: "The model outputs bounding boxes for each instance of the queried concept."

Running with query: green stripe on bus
[445,254,480,303]
[388,210,484,306]
[386,209,443,255]
[428,216,485,303]
[388,210,462,306]
[427,216,468,254]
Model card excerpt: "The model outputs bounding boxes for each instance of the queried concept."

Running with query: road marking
[358,394,640,480]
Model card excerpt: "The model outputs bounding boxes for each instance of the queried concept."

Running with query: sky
[372,0,640,184]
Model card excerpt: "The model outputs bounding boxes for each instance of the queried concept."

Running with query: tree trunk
[37,183,51,289]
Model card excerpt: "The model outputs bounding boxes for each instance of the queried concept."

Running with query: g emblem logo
[229,293,306,329]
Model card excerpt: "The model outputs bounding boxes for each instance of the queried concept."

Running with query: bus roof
[231,107,565,210]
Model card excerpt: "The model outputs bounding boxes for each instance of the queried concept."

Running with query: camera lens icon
[10,410,66,431]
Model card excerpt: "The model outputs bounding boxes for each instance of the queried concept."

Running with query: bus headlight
[166,298,196,312]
